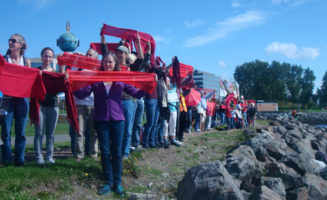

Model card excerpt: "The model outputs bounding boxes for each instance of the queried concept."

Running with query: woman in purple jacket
[74,51,145,197]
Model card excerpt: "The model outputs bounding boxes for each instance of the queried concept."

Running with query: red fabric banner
[169,63,194,78]
[29,71,79,133]
[0,54,45,99]
[57,53,101,71]
[68,70,157,94]
[100,23,156,65]
[90,42,119,55]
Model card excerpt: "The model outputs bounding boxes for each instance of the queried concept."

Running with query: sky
[1,0,326,92]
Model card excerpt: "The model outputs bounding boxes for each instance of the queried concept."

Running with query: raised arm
[135,33,144,60]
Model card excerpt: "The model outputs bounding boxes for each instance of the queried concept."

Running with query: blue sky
[1,0,326,92]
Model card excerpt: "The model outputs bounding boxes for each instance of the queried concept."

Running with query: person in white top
[1,33,31,166]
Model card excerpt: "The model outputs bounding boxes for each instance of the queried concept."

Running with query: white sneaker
[46,158,55,164]
[36,158,45,165]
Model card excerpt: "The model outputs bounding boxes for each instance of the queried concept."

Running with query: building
[193,69,220,98]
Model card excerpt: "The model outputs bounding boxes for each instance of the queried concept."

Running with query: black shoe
[164,143,170,149]
[157,143,163,148]
[15,162,25,167]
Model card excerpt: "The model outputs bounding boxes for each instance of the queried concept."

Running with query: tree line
[233,60,327,108]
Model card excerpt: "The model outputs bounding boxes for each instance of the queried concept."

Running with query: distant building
[30,55,59,71]
[194,69,220,98]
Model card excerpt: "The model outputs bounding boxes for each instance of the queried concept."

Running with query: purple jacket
[74,82,145,121]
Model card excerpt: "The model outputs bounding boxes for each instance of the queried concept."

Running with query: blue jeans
[131,99,144,147]
[142,98,160,147]
[1,97,29,164]
[187,107,193,130]
[220,112,226,125]
[195,112,200,131]
[122,100,136,157]
[242,112,248,127]
[95,120,124,187]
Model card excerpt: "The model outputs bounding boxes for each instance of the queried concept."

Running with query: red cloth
[29,71,79,133]
[100,23,156,66]
[169,63,194,79]
[90,42,119,55]
[184,88,201,107]
[68,70,157,94]
[0,54,45,99]
[155,56,166,67]
[206,101,216,116]
[57,53,101,71]
[119,65,129,71]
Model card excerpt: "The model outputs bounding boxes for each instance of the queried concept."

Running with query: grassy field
[11,122,69,137]
[0,127,250,200]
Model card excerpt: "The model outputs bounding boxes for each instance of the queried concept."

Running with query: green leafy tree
[318,71,327,106]
[300,68,315,106]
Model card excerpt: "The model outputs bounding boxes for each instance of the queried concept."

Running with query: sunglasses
[8,38,21,43]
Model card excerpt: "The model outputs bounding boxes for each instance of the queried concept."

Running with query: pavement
[10,134,71,145]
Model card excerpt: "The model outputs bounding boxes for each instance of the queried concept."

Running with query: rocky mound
[177,119,327,200]
[256,112,327,126]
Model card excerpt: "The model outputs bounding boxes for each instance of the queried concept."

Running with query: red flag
[169,63,194,78]
[0,54,45,99]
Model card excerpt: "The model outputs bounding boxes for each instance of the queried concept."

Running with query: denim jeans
[220,112,226,125]
[1,97,29,164]
[195,112,200,131]
[187,107,193,130]
[142,98,160,147]
[131,99,144,147]
[34,106,59,161]
[242,112,248,127]
[122,100,136,157]
[95,120,124,187]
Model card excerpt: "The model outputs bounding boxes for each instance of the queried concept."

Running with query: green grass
[19,122,69,137]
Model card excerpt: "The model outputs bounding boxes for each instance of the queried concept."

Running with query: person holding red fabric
[73,51,145,197]
[34,47,59,164]
[1,33,31,166]
[101,34,145,157]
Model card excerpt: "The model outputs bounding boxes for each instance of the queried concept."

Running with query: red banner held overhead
[100,23,156,65]
[57,53,101,71]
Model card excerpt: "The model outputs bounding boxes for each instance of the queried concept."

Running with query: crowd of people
[0,31,256,197]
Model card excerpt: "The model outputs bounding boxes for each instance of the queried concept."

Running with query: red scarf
[68,70,157,94]
[29,71,79,133]
[57,53,129,71]
[0,54,45,99]
[90,42,119,55]
[169,62,194,79]
[100,23,156,66]
[57,53,101,71]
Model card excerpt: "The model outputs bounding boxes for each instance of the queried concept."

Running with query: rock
[177,161,244,200]
[305,173,327,199]
[266,162,304,190]
[129,193,163,200]
[224,145,262,182]
[260,177,286,198]
[249,186,285,200]
[286,186,309,200]
[162,173,170,178]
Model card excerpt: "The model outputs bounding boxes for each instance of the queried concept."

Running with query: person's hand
[155,74,158,82]
[136,33,141,42]
[74,52,85,56]
[65,72,69,81]
[146,41,151,51]
[39,70,43,75]
[101,35,106,44]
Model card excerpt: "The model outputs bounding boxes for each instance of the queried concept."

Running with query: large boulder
[248,186,285,200]
[177,161,244,200]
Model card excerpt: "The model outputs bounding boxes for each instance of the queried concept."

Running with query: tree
[319,71,327,106]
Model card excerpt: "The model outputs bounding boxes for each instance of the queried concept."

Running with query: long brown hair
[100,51,121,71]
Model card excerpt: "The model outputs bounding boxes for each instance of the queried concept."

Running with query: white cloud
[17,0,54,8]
[184,11,265,47]
[265,42,320,59]
[184,19,204,29]
[218,60,227,67]
[232,1,241,8]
